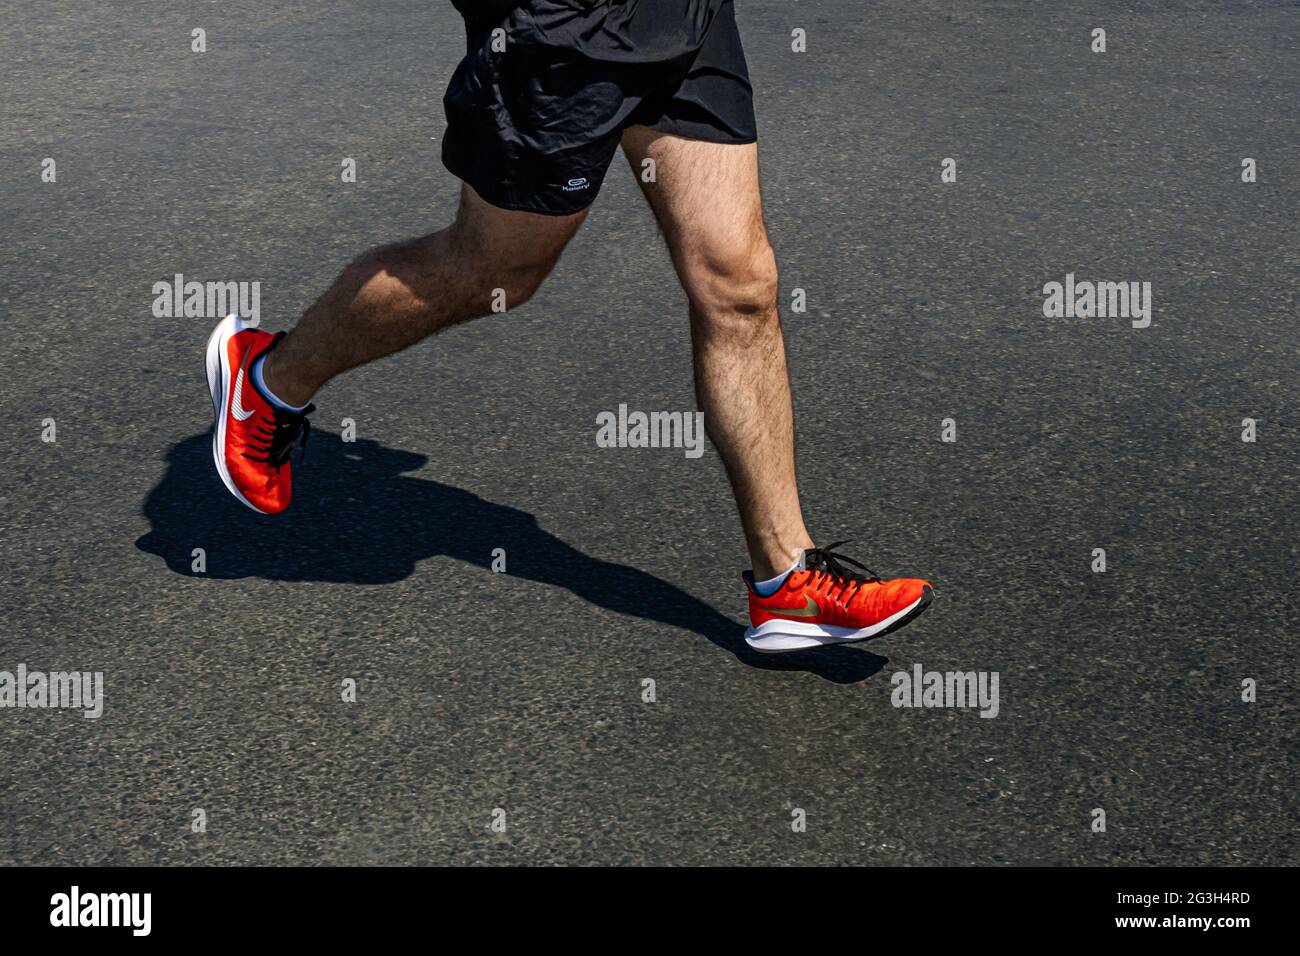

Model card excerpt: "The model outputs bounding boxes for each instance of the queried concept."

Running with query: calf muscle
[263,185,585,406]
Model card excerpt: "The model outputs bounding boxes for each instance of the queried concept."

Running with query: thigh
[621,127,770,294]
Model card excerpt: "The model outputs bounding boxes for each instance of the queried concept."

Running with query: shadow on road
[136,432,887,684]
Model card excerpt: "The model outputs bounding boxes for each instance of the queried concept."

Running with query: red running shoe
[204,314,312,514]
[745,542,933,653]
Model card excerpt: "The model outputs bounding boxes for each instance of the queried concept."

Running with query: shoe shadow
[135,433,887,684]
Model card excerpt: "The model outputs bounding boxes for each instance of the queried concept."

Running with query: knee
[357,225,562,317]
[684,241,780,340]
[446,221,562,311]
[493,258,557,309]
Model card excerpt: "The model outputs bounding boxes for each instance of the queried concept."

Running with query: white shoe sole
[205,313,267,514]
[744,588,932,653]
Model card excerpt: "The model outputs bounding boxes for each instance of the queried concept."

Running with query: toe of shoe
[889,577,932,608]
[238,478,290,515]
[256,496,290,515]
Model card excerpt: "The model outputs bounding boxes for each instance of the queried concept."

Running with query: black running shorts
[442,0,758,215]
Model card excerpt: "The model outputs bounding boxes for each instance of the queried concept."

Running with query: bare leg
[621,127,813,579]
[262,184,587,406]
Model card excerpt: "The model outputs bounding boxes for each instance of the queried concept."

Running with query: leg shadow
[136,433,887,683]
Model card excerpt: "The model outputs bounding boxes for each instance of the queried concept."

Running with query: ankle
[750,533,813,580]
[261,349,314,408]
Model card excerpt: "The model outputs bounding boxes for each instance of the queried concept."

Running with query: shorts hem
[642,121,758,147]
[442,146,597,217]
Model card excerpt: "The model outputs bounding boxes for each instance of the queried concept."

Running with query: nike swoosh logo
[773,594,820,618]
[231,350,257,421]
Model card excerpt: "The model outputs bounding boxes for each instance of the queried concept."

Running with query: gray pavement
[0,0,1296,865]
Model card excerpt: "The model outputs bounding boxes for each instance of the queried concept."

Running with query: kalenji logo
[50,886,151,936]
[562,177,590,192]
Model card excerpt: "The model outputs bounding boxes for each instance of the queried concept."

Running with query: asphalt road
[1,0,1296,865]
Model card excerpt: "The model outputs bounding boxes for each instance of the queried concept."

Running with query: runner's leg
[621,126,812,580]
[262,184,587,406]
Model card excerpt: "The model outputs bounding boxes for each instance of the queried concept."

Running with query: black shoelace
[243,403,314,471]
[800,538,883,590]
